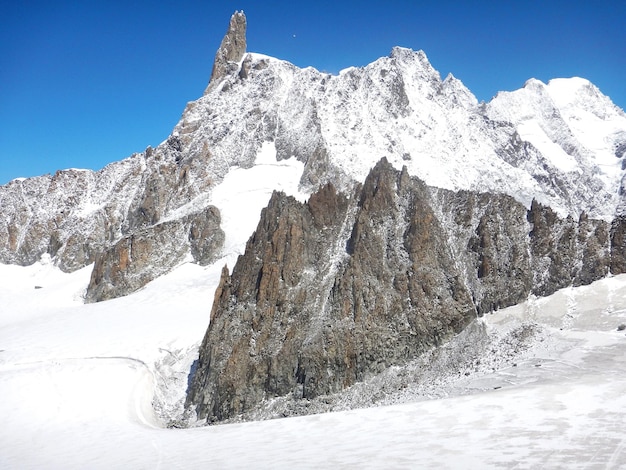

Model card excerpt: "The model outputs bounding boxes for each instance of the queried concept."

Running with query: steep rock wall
[187,159,625,423]
[85,206,223,302]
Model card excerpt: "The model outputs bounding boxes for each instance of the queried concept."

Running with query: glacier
[1,254,626,468]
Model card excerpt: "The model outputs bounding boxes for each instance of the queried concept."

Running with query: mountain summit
[208,10,247,89]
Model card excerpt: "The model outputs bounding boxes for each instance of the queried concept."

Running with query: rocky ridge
[186,159,623,423]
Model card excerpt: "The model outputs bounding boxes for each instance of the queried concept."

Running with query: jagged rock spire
[206,11,247,91]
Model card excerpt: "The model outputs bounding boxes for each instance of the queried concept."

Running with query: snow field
[209,141,307,260]
[2,252,626,468]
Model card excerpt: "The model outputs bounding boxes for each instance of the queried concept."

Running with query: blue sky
[1,1,625,185]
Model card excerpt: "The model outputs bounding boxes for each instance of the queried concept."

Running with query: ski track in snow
[2,253,626,468]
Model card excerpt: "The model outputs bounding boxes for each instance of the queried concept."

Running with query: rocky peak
[390,47,431,69]
[207,10,247,90]
[442,73,478,109]
[186,158,626,423]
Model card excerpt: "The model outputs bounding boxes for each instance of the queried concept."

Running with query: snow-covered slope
[487,77,626,217]
[179,46,626,219]
[2,257,626,468]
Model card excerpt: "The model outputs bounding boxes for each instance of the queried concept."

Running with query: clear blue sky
[1,1,625,185]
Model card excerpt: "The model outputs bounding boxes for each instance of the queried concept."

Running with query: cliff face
[85,205,223,302]
[186,159,624,422]
[207,10,247,89]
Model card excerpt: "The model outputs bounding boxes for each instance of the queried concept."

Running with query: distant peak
[443,73,478,108]
[207,11,247,91]
[545,77,621,116]
[547,76,591,88]
[390,46,412,56]
[546,77,595,99]
[523,78,546,90]
[443,72,460,85]
[390,46,427,63]
[388,47,438,78]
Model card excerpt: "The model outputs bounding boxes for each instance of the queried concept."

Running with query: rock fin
[206,11,247,91]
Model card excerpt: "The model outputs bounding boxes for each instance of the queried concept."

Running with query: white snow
[2,250,626,468]
[76,201,104,218]
[486,76,626,218]
[247,52,279,63]
[546,77,626,189]
[546,77,593,108]
[209,141,306,260]
[517,119,580,173]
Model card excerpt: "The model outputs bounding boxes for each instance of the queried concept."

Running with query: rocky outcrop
[431,189,533,315]
[186,158,626,423]
[85,206,223,303]
[187,183,354,421]
[610,216,626,273]
[527,200,610,295]
[0,161,145,272]
[207,11,247,89]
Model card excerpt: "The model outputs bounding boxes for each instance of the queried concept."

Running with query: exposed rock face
[527,201,610,295]
[85,206,223,302]
[430,189,533,315]
[207,11,247,89]
[188,183,355,421]
[186,159,626,423]
[610,216,626,273]
[0,158,162,272]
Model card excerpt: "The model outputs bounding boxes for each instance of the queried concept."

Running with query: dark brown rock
[207,11,247,90]
[85,219,188,303]
[465,193,532,313]
[85,206,224,302]
[610,216,626,274]
[528,200,610,296]
[187,160,478,422]
[187,159,622,424]
[188,188,347,421]
[188,206,224,265]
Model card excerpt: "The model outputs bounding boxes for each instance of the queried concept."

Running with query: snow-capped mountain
[3,11,626,466]
[2,12,626,300]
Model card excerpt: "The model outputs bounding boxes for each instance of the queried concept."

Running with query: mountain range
[2,11,626,426]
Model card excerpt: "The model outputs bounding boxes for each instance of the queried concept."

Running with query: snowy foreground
[1,256,626,469]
